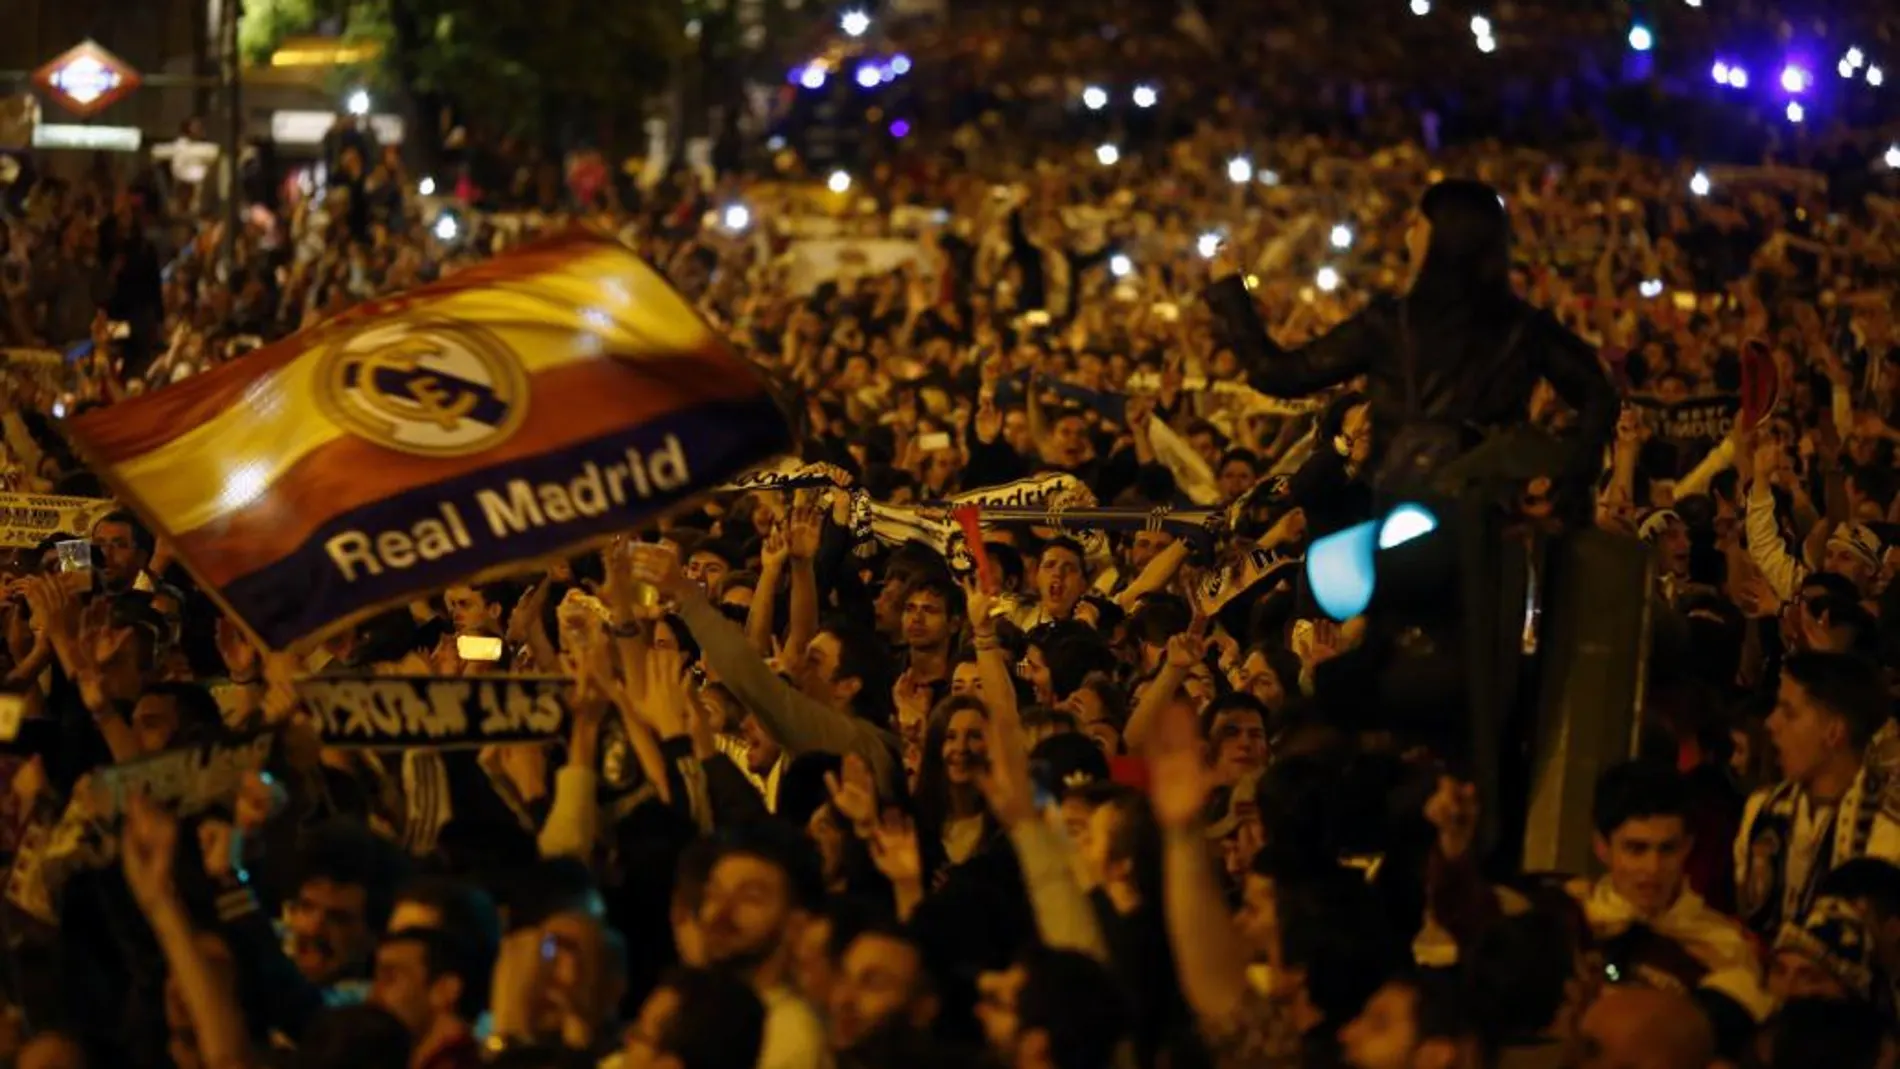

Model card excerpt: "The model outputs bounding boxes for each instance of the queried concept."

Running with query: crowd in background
[0,2,1898,1069]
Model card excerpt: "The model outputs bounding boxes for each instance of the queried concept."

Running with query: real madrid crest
[316,320,530,457]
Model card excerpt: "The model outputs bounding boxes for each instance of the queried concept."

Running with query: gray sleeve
[676,595,901,794]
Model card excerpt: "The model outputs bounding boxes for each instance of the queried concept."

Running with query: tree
[360,0,690,152]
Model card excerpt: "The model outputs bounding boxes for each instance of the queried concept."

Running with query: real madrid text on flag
[64,231,792,649]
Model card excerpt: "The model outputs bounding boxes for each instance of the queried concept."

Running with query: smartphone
[0,693,23,742]
[457,635,504,662]
[917,431,952,451]
[55,540,92,574]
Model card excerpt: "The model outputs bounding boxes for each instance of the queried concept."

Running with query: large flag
[65,230,791,650]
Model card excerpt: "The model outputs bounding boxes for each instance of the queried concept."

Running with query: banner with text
[298,676,570,751]
[1631,394,1741,444]
[0,493,114,548]
[64,231,793,649]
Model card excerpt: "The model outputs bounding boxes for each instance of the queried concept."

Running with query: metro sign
[33,40,142,119]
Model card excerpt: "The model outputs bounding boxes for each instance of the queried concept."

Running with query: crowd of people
[1,2,1900,1069]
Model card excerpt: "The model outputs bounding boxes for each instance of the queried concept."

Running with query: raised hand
[824,753,880,832]
[760,521,790,573]
[1145,695,1214,830]
[867,810,924,888]
[121,793,180,916]
[786,505,824,561]
[1164,630,1207,672]
[892,668,934,731]
[975,710,1037,829]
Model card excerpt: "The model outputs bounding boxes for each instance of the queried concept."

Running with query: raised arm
[1205,255,1375,398]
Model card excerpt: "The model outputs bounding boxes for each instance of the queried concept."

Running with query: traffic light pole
[216,0,241,279]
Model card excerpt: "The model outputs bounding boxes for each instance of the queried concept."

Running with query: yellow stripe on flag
[109,247,718,534]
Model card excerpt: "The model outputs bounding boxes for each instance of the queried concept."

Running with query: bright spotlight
[1476,34,1497,53]
[1840,58,1857,79]
[1378,503,1439,550]
[891,54,911,74]
[1870,66,1885,87]
[1095,143,1120,166]
[432,214,459,241]
[827,170,852,194]
[840,9,871,37]
[1846,47,1865,69]
[1226,156,1254,184]
[1410,0,1430,13]
[345,89,371,116]
[1196,232,1222,259]
[721,204,751,231]
[1131,84,1159,108]
[1781,64,1810,93]
[1109,253,1133,278]
[1639,279,1664,298]
[799,66,827,89]
[1470,15,1491,36]
[1082,85,1109,110]
[1728,65,1749,88]
[1315,266,1341,292]
[1712,61,1731,85]
[1886,144,1900,169]
[855,64,881,88]
[1786,101,1805,123]
[1689,170,1711,196]
[1628,24,1652,52]
[417,176,436,196]
[1330,224,1354,249]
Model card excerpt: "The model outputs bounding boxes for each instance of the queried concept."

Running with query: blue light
[889,119,910,138]
[1378,503,1440,549]
[891,54,912,75]
[1306,521,1380,622]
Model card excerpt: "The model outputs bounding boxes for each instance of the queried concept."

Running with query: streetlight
[840,9,871,37]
